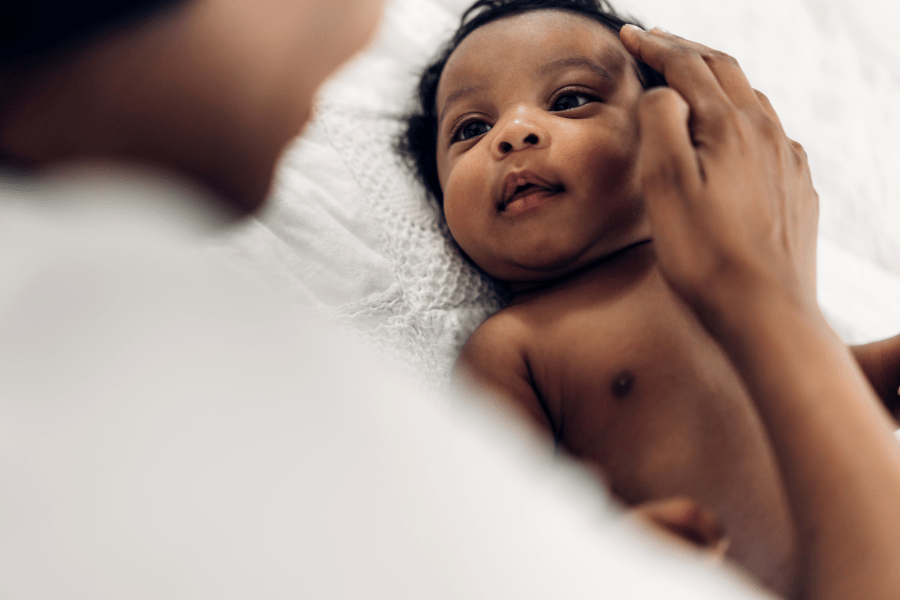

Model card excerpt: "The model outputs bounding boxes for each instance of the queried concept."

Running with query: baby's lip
[500,170,563,210]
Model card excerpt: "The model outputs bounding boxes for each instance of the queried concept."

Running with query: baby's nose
[497,132,540,154]
[493,115,549,156]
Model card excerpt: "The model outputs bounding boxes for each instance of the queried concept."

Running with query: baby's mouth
[500,171,564,211]
[502,183,564,212]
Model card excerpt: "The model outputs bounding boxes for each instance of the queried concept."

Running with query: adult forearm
[851,335,900,421]
[619,23,900,598]
[715,288,900,600]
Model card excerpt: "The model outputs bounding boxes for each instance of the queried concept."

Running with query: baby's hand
[626,497,729,562]
[619,26,819,333]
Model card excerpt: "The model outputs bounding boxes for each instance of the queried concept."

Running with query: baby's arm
[454,314,554,438]
[851,334,900,423]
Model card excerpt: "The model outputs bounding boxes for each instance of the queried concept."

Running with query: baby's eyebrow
[439,84,485,131]
[537,57,614,81]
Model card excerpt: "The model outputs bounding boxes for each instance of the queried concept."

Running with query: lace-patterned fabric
[318,104,506,384]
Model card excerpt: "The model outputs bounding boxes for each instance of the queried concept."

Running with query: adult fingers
[754,89,783,126]
[636,87,707,296]
[620,26,760,115]
[620,25,728,113]
[648,28,759,111]
[638,87,702,201]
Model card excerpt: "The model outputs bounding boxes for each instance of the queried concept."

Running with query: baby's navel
[611,370,635,399]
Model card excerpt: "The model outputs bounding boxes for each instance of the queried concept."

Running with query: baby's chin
[492,260,600,293]
[483,257,585,289]
[491,236,656,294]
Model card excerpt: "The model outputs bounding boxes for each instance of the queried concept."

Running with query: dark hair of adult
[0,0,186,65]
[0,0,186,167]
[396,0,667,206]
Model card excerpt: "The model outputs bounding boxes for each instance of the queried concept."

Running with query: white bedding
[213,0,900,382]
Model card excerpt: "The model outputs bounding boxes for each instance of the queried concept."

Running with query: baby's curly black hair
[396,0,667,205]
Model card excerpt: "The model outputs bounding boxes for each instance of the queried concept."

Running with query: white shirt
[0,165,774,599]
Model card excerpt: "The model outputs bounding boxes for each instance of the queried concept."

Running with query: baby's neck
[506,238,656,306]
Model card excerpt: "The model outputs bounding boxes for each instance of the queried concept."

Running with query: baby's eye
[551,93,595,112]
[453,120,492,143]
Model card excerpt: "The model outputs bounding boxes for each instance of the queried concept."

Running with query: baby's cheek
[447,161,488,206]
[442,168,482,237]
[585,138,640,192]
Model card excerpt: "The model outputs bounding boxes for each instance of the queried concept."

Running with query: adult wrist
[686,263,816,344]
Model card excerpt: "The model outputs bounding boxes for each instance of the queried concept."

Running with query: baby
[398,0,900,597]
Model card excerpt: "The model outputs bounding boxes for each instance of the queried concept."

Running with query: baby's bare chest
[515,272,758,499]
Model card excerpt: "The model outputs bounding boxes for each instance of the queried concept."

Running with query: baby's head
[400,0,665,284]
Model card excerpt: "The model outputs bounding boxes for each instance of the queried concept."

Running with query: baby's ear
[626,496,729,561]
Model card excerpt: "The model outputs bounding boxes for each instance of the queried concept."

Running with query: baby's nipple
[611,370,635,399]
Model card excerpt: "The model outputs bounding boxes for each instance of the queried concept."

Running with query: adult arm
[620,25,900,600]
[851,334,900,423]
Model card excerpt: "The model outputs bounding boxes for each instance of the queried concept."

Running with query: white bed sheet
[213,0,900,383]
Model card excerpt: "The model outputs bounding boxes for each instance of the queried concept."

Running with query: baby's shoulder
[463,307,534,356]
[456,307,536,383]
[455,308,550,429]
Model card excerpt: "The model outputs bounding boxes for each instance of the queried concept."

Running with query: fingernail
[622,24,644,33]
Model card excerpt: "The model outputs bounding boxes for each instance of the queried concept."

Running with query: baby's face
[436,10,652,284]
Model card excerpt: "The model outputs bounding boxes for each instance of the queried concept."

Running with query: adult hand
[618,27,900,600]
[619,26,819,331]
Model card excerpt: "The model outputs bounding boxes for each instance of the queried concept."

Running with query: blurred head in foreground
[0,0,385,214]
